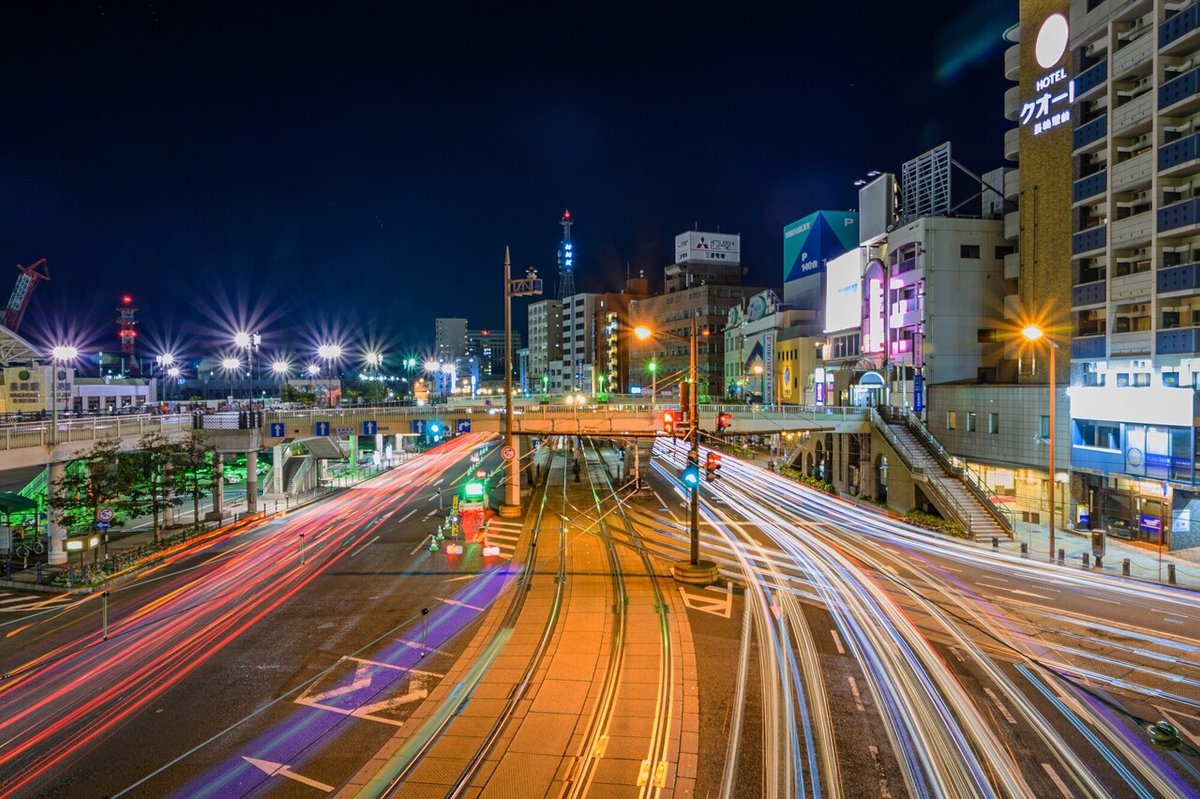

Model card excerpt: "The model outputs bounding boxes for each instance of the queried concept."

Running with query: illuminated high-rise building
[557,210,575,300]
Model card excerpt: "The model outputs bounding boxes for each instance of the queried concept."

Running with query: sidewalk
[0,461,405,593]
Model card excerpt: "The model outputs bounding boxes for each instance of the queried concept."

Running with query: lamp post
[155,352,176,404]
[220,357,241,405]
[647,359,657,410]
[635,318,718,584]
[49,345,78,445]
[502,247,542,515]
[1022,324,1059,561]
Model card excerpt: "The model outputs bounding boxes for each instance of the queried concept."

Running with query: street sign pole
[502,247,542,517]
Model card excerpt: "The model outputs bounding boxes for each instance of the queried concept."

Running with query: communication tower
[117,294,140,375]
[557,209,575,300]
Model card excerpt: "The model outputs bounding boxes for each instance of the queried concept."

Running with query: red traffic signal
[662,410,676,434]
[717,412,733,433]
[705,452,723,480]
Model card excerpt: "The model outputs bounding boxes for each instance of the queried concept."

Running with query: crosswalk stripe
[486,520,522,529]
[486,532,519,542]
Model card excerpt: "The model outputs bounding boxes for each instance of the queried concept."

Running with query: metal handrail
[898,408,1015,533]
[868,408,970,530]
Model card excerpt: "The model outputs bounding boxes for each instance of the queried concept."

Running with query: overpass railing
[0,413,194,452]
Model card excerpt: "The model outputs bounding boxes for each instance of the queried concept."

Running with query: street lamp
[155,352,176,403]
[647,359,658,408]
[49,345,78,444]
[1022,324,1059,561]
[635,319,718,584]
[235,331,261,401]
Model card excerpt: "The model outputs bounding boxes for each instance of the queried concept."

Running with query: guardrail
[892,407,1015,534]
[868,408,970,530]
[0,413,195,452]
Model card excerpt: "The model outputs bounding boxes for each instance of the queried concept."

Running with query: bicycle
[13,537,45,560]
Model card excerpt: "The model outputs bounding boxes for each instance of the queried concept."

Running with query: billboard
[783,211,859,282]
[824,249,864,333]
[675,231,740,265]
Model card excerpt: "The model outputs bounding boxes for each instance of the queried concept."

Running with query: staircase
[871,408,1014,542]
[280,455,313,493]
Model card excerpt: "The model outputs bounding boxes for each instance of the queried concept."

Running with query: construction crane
[3,258,50,333]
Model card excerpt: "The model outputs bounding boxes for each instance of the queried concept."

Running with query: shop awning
[0,492,38,515]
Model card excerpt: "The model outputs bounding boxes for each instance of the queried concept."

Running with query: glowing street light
[364,350,383,369]
[271,359,291,378]
[633,319,716,584]
[49,345,78,445]
[1022,323,1060,562]
[317,343,342,361]
[305,362,321,378]
[233,331,252,349]
[220,356,241,373]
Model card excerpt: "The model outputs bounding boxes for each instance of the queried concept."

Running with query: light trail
[0,434,492,799]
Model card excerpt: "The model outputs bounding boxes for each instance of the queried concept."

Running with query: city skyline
[2,2,1012,353]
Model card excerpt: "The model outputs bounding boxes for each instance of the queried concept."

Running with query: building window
[1132,373,1151,387]
[1116,373,1129,387]
[966,411,976,432]
[960,244,981,259]
[1164,371,1180,387]
[1040,415,1050,439]
[946,411,957,430]
[988,412,999,434]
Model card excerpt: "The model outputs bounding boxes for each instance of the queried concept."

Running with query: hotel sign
[1021,13,1073,136]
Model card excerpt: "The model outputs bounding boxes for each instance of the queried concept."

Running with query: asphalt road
[0,433,509,799]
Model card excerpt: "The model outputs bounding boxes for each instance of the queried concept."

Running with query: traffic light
[716,412,733,433]
[705,452,723,481]
[662,410,676,434]
[680,463,701,488]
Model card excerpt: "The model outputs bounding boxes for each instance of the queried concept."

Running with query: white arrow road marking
[434,596,486,611]
[242,756,334,792]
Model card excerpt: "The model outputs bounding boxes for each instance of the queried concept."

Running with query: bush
[902,509,968,538]
[777,465,836,496]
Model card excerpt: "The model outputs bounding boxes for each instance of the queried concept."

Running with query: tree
[48,439,136,537]
[127,432,185,544]
[171,429,214,530]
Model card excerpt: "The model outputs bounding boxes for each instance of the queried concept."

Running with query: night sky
[1,1,1014,368]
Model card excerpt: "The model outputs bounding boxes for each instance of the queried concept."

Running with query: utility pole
[502,247,542,516]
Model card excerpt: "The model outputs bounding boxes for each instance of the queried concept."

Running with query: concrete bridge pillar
[245,450,258,514]
[212,453,225,516]
[348,435,358,473]
[375,433,384,465]
[46,461,67,565]
[271,444,285,494]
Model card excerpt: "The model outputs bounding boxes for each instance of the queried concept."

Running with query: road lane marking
[351,535,380,556]
[830,629,846,654]
[243,757,335,792]
[984,688,1017,724]
[678,581,732,618]
[1040,763,1075,798]
[410,535,432,555]
[1009,589,1051,599]
[847,675,865,711]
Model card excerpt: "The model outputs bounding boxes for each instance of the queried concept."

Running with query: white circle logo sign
[1035,13,1069,69]
[1127,447,1144,468]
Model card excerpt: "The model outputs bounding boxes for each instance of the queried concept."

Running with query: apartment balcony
[1004,251,1020,281]
[1109,268,1151,302]
[1161,3,1200,54]
[1158,327,1200,355]
[1004,166,1019,201]
[1158,197,1200,237]
[1072,280,1106,307]
[1072,334,1107,359]
[1109,330,1153,356]
[1159,131,1200,177]
[1112,30,1154,77]
[1112,151,1151,192]
[1073,170,1107,203]
[1004,85,1021,122]
[1112,91,1154,136]
[1074,115,1108,152]
[1074,58,1108,99]
[1160,68,1200,115]
[1110,209,1153,248]
[1157,261,1200,294]
[1004,209,1020,240]
[1004,126,1019,161]
[1004,43,1019,81]
[1072,224,1107,256]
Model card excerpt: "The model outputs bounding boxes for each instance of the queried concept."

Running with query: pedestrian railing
[868,408,971,532]
[894,408,1015,535]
